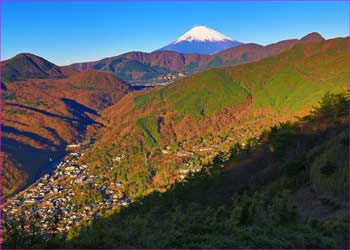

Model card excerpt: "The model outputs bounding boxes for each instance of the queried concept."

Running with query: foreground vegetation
[3,92,349,248]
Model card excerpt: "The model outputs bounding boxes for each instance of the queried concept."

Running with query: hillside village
[3,150,132,233]
[129,72,187,88]
[2,110,283,234]
[0,124,256,241]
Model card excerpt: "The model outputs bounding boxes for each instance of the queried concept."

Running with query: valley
[1,29,349,248]
[3,90,349,248]
[4,148,132,234]
[3,104,291,235]
[1,31,330,197]
[1,56,130,196]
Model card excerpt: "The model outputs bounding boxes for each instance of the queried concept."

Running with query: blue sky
[2,1,349,65]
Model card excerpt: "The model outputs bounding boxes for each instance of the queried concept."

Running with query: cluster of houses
[159,124,268,181]
[3,117,271,235]
[128,72,186,88]
[155,72,186,82]
[65,139,94,150]
[3,151,132,234]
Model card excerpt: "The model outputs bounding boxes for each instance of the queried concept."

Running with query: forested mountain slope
[2,65,129,196]
[4,91,348,249]
[76,37,349,200]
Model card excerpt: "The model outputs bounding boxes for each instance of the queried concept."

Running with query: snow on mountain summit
[174,26,234,43]
[157,25,243,55]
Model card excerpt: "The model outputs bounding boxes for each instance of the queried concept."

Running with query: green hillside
[136,116,161,147]
[5,92,348,249]
[2,38,350,249]
[135,69,250,118]
[60,92,348,249]
[135,38,349,118]
[80,37,350,202]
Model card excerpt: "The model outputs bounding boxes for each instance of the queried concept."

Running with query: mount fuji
[157,25,242,55]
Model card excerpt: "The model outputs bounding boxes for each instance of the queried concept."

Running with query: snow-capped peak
[157,25,242,54]
[174,25,233,44]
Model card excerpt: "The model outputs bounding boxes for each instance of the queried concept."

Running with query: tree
[311,92,349,121]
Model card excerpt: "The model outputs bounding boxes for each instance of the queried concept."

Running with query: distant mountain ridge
[2,53,77,83]
[2,53,65,82]
[67,32,325,85]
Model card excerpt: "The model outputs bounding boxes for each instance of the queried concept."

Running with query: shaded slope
[1,69,130,196]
